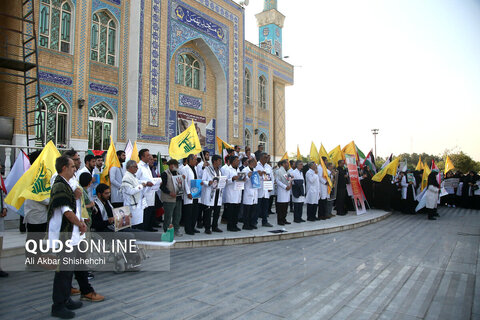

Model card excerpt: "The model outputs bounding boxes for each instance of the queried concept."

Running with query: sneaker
[0,270,9,277]
[174,231,183,237]
[452,205,456,208]
[87,272,94,280]
[70,288,81,296]
[80,291,105,302]
[51,306,75,319]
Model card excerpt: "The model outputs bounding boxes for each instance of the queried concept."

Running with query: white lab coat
[400,176,416,200]
[291,169,305,203]
[183,165,200,205]
[242,167,258,205]
[136,160,155,207]
[121,171,146,225]
[318,165,328,200]
[275,167,291,203]
[201,166,223,207]
[256,162,273,199]
[425,185,439,209]
[224,166,242,204]
[305,169,320,204]
[109,166,124,203]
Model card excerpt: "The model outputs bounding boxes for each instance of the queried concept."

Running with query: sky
[242,0,480,160]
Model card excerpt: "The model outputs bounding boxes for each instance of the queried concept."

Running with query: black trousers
[183,201,199,234]
[307,204,318,221]
[52,247,94,310]
[26,223,47,259]
[293,202,303,221]
[276,202,288,224]
[336,187,347,215]
[198,204,207,226]
[318,199,328,218]
[203,205,221,231]
[243,204,256,228]
[268,195,275,214]
[142,206,156,230]
[225,203,240,230]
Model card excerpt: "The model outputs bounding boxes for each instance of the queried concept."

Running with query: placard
[251,171,261,189]
[113,206,131,232]
[443,178,460,189]
[172,175,184,195]
[346,154,367,215]
[191,179,202,199]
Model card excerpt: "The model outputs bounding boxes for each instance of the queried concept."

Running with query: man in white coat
[241,158,258,230]
[201,154,224,234]
[110,150,125,208]
[305,162,320,221]
[136,149,157,231]
[183,154,201,235]
[224,155,242,231]
[317,158,330,220]
[121,160,151,228]
[255,153,273,227]
[196,150,210,228]
[275,159,292,225]
[291,161,306,223]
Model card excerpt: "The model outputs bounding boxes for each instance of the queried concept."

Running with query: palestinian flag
[381,154,393,169]
[216,136,233,165]
[362,150,377,173]
[156,152,166,177]
[356,145,366,167]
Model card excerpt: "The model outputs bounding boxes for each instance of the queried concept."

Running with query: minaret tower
[255,0,285,58]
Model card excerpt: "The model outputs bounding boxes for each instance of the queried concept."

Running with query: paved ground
[0,207,479,320]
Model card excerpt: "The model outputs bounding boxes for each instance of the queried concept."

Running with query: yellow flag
[297,145,301,161]
[100,137,121,186]
[328,145,345,166]
[216,136,233,155]
[372,158,400,182]
[280,152,290,169]
[310,142,320,164]
[319,156,333,192]
[169,121,202,160]
[421,162,431,190]
[319,144,328,159]
[415,157,423,171]
[5,141,60,209]
[130,141,140,163]
[342,141,357,157]
[444,156,455,174]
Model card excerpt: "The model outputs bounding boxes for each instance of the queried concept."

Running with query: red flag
[0,175,6,194]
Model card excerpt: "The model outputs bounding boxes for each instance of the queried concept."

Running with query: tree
[448,152,480,174]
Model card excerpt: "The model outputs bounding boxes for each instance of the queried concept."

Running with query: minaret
[255,0,285,58]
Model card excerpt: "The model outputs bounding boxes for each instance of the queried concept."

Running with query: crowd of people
[0,144,479,319]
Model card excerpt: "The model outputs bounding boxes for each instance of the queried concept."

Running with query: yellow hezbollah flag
[372,158,400,182]
[328,145,345,166]
[421,162,431,191]
[216,136,233,154]
[297,145,301,161]
[444,156,455,174]
[342,141,357,157]
[319,156,333,192]
[169,121,202,160]
[100,137,121,186]
[415,157,423,171]
[310,142,320,164]
[130,141,140,163]
[319,144,328,159]
[5,141,60,209]
[280,152,290,169]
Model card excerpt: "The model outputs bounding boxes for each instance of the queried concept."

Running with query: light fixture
[254,129,259,135]
[78,99,85,109]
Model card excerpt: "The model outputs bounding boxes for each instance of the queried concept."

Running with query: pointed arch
[88,103,116,150]
[90,10,118,66]
[35,93,70,147]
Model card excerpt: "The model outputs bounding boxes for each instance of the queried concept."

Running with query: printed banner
[177,111,207,148]
[345,154,367,215]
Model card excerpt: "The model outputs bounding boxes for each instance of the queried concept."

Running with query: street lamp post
[371,129,379,158]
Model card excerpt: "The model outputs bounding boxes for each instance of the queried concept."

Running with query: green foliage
[448,152,480,173]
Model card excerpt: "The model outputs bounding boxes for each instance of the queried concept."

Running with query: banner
[177,111,206,148]
[345,154,367,215]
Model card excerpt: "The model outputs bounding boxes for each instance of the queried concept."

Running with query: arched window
[258,132,267,152]
[35,95,69,147]
[244,129,252,149]
[91,11,116,66]
[245,69,251,105]
[259,76,267,109]
[88,104,114,150]
[177,53,200,89]
[39,0,73,53]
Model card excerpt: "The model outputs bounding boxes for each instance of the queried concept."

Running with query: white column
[4,147,11,176]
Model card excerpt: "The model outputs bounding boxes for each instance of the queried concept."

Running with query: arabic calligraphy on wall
[174,5,225,43]
[179,93,202,110]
